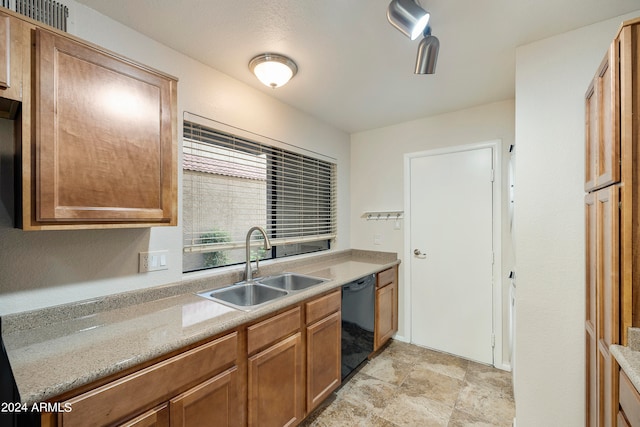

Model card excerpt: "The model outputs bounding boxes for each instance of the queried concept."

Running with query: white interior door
[409,146,494,365]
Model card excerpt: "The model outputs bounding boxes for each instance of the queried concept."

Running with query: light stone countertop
[611,345,640,391]
[611,328,640,393]
[2,249,399,405]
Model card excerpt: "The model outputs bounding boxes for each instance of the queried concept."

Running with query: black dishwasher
[341,274,375,380]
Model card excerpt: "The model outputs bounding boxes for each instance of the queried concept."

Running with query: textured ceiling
[74,0,640,133]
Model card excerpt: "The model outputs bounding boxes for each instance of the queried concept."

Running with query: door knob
[414,249,426,259]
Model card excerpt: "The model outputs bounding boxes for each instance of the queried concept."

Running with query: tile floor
[301,340,515,427]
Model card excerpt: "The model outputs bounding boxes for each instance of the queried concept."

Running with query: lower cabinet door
[120,404,169,427]
[306,311,341,412]
[248,333,303,427]
[169,367,240,427]
[374,281,397,351]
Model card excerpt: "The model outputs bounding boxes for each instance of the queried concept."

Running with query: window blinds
[183,121,337,255]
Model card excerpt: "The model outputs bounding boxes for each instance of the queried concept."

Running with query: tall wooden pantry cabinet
[585,17,640,427]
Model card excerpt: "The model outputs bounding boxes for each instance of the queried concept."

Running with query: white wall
[514,10,640,426]
[0,1,351,315]
[350,99,515,365]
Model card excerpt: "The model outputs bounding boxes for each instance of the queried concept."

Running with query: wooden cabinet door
[248,333,304,427]
[0,11,22,114]
[33,28,176,224]
[586,193,598,427]
[374,282,394,351]
[169,367,240,427]
[374,278,398,351]
[306,311,341,412]
[0,13,9,90]
[585,43,620,192]
[120,404,169,427]
[596,185,620,427]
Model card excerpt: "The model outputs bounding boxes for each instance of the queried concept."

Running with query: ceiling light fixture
[415,26,439,74]
[386,0,430,41]
[249,53,298,88]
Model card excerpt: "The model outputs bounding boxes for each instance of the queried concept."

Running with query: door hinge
[490,169,495,182]
[491,251,495,264]
[491,334,496,348]
[619,201,622,210]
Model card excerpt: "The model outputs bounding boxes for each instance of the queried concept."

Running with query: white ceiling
[74,0,639,133]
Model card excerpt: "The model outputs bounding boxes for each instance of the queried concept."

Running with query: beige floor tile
[454,381,516,426]
[304,398,395,427]
[414,347,470,381]
[465,361,514,397]
[448,408,506,427]
[379,392,453,427]
[400,366,463,408]
[339,372,398,416]
[360,353,414,386]
[379,340,433,364]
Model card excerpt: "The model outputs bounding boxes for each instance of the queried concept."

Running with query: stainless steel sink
[257,273,328,291]
[198,273,328,311]
[198,282,288,311]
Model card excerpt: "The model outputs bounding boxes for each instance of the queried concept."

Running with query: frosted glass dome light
[249,54,298,88]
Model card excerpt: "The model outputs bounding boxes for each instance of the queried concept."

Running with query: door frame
[403,140,505,369]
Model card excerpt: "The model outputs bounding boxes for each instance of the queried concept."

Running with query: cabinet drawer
[60,332,237,427]
[119,404,169,427]
[247,307,300,355]
[377,267,396,288]
[306,290,341,325]
[620,370,640,427]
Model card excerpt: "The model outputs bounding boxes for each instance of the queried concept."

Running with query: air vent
[1,0,68,32]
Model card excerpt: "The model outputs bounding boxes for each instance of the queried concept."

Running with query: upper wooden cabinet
[27,28,177,228]
[7,15,178,230]
[585,41,620,192]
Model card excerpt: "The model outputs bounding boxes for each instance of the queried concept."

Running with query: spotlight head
[387,0,430,41]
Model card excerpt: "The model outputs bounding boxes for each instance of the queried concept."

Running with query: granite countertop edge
[3,249,400,405]
[612,344,640,391]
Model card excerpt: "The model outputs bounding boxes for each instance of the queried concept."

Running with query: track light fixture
[415,26,439,74]
[386,0,430,41]
[249,53,298,88]
[387,1,439,75]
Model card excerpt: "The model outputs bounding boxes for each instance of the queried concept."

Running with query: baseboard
[499,362,512,372]
[392,334,409,343]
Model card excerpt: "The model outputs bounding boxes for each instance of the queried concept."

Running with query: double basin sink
[198,273,328,311]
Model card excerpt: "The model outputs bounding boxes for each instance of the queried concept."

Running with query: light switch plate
[139,250,169,273]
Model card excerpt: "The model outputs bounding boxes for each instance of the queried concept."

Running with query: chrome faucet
[244,226,272,282]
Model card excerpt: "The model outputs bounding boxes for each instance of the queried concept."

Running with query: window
[183,118,337,273]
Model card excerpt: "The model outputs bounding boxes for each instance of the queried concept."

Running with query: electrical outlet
[139,250,169,273]
[373,234,382,245]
